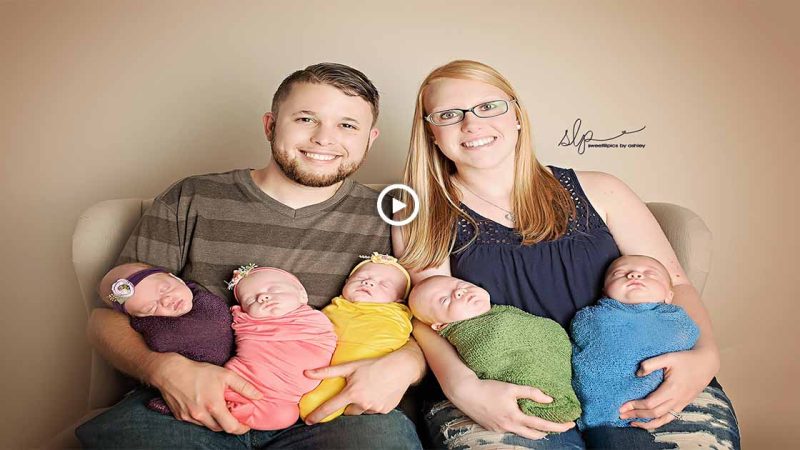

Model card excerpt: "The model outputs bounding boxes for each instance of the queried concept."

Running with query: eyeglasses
[424,99,517,126]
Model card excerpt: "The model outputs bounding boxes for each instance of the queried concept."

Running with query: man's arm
[398,335,426,386]
[87,308,166,384]
[89,194,260,434]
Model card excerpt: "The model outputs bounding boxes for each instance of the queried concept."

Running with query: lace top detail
[455,167,606,248]
[450,166,621,327]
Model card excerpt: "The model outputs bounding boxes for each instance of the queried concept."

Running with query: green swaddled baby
[409,275,581,423]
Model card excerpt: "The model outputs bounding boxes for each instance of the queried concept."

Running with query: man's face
[342,262,407,304]
[603,256,674,304]
[409,275,491,330]
[264,82,380,187]
[235,270,308,318]
[124,273,194,317]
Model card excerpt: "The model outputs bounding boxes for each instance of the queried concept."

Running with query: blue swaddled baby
[571,255,699,429]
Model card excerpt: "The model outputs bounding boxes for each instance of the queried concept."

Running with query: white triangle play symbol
[392,198,407,214]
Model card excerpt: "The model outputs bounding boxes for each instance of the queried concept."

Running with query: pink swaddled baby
[224,264,337,430]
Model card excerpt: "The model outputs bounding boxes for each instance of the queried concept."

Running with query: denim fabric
[424,400,585,450]
[423,380,740,450]
[76,387,423,449]
[584,381,741,450]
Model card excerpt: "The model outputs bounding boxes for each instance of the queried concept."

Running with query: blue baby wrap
[570,298,699,429]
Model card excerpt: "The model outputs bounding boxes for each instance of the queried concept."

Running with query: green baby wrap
[439,305,581,422]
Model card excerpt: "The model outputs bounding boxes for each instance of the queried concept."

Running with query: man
[77,63,425,449]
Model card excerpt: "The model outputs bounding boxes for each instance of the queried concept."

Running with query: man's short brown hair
[271,62,380,125]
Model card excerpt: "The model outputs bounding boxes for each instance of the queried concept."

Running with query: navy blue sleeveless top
[451,166,621,328]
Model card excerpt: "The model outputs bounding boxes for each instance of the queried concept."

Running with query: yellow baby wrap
[298,296,413,422]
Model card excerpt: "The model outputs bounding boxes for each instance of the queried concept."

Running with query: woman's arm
[392,225,573,440]
[579,171,720,428]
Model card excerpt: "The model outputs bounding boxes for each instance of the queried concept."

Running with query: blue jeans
[424,380,740,449]
[76,388,423,449]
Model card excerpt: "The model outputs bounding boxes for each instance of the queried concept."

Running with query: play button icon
[377,184,420,226]
[391,198,407,214]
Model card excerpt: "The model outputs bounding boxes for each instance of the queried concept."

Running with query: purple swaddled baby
[100,263,234,415]
[131,282,235,414]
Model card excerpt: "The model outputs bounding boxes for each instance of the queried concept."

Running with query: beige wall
[1,0,797,447]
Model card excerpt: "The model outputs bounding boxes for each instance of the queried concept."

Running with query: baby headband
[108,267,168,313]
[226,263,307,302]
[350,252,412,299]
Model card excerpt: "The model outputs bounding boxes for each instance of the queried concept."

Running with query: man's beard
[270,140,368,188]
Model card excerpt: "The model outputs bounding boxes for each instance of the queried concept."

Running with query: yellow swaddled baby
[298,252,413,423]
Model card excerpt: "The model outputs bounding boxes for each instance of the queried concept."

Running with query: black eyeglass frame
[424,99,518,126]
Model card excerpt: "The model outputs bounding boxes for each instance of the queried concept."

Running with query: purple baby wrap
[129,282,234,415]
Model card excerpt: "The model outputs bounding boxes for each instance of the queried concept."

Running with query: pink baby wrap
[223,304,337,430]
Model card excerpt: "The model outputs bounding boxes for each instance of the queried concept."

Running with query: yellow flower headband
[349,252,412,299]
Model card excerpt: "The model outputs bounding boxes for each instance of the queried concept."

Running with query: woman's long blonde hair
[399,60,575,271]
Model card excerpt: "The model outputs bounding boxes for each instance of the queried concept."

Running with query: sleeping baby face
[408,275,491,331]
[101,263,194,318]
[235,269,309,318]
[123,272,195,317]
[342,262,408,304]
[603,255,674,304]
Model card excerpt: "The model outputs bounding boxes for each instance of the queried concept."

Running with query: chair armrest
[72,198,151,409]
[646,202,713,295]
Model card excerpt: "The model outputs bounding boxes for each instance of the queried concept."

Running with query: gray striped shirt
[117,169,391,308]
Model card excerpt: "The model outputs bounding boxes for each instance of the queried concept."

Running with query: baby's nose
[627,272,643,279]
[257,294,270,303]
[361,279,375,287]
[454,288,466,299]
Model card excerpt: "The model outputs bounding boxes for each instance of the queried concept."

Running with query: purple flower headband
[108,267,168,313]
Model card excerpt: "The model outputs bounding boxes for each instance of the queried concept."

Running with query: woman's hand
[619,346,719,429]
[302,343,424,424]
[450,377,575,440]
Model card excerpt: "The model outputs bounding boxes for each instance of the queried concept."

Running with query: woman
[392,60,739,449]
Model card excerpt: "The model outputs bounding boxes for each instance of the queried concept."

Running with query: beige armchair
[55,188,712,448]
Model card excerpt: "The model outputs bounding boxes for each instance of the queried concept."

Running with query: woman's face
[423,78,519,173]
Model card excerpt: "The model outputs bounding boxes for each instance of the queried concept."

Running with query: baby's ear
[665,289,675,304]
[431,322,447,331]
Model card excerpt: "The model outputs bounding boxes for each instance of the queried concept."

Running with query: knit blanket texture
[130,282,234,415]
[440,305,581,422]
[570,298,699,429]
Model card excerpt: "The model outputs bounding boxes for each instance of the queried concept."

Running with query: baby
[298,253,413,423]
[409,275,582,423]
[570,255,700,429]
[99,262,235,415]
[224,264,337,430]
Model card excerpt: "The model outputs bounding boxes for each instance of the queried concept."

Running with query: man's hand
[302,345,421,424]
[149,353,262,434]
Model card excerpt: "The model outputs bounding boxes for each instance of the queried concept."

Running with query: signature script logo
[558,119,646,155]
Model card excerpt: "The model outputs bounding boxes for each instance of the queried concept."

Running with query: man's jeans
[76,388,423,449]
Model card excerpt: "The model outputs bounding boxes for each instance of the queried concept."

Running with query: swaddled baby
[224,264,337,430]
[409,275,582,423]
[99,263,235,415]
[299,253,413,423]
[570,255,700,429]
